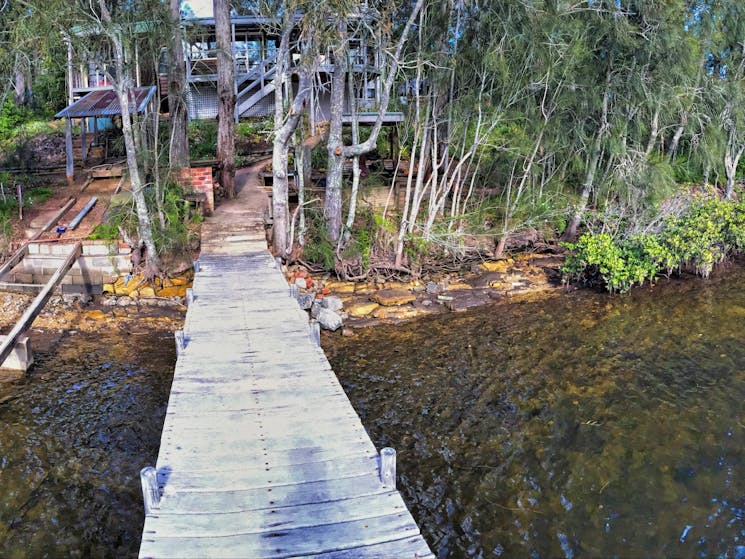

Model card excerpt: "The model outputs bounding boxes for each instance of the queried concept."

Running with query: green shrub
[562,193,745,292]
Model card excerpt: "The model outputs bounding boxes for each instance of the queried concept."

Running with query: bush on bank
[562,194,745,293]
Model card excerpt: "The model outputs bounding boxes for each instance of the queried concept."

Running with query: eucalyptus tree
[168,0,189,170]
[323,0,424,245]
[214,0,236,198]
[262,1,319,256]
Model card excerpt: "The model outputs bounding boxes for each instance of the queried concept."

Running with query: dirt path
[199,160,270,256]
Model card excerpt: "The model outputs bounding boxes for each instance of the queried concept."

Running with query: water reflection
[0,331,174,558]
[326,270,745,558]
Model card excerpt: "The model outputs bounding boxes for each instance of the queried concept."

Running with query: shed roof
[55,86,157,119]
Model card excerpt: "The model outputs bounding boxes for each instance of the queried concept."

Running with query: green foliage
[563,195,745,292]
[188,121,218,160]
[301,206,336,271]
[0,100,31,143]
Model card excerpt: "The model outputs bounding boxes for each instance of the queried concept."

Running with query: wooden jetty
[139,165,432,558]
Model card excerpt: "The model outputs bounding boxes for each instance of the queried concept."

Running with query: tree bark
[324,21,347,244]
[214,0,235,198]
[324,0,425,244]
[98,0,160,271]
[168,0,189,170]
[271,21,313,256]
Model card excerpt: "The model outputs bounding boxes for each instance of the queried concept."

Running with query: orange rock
[157,286,187,298]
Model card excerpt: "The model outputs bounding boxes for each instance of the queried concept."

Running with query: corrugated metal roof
[55,86,157,119]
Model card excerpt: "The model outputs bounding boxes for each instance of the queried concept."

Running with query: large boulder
[317,308,343,331]
[321,296,344,312]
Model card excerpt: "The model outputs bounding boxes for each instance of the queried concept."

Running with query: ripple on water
[0,331,175,557]
[326,268,745,558]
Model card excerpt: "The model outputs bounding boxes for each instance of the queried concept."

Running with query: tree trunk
[325,0,425,244]
[324,22,347,244]
[271,21,313,256]
[561,74,611,241]
[214,0,235,198]
[98,0,160,271]
[724,144,744,200]
[168,0,189,170]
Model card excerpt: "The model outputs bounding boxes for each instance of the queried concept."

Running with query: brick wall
[178,167,215,215]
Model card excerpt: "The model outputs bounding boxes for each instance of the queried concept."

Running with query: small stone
[425,282,440,295]
[310,301,321,318]
[296,294,314,310]
[102,297,118,307]
[322,296,344,312]
[341,328,355,337]
[422,299,432,306]
[117,297,134,306]
[295,277,307,289]
[437,295,454,302]
[317,308,342,331]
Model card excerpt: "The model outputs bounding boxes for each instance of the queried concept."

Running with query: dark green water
[326,268,745,559]
[0,330,174,558]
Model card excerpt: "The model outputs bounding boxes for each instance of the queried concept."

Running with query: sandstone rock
[371,288,415,306]
[156,286,187,298]
[322,296,344,312]
[317,308,342,331]
[324,281,355,294]
[139,286,156,297]
[480,259,513,273]
[444,291,490,312]
[372,306,425,320]
[84,310,106,320]
[445,282,472,291]
[346,301,380,317]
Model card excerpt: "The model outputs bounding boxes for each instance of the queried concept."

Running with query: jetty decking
[139,166,432,558]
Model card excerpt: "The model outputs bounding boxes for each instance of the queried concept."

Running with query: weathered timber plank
[152,473,388,514]
[0,242,82,364]
[142,492,407,537]
[158,440,376,473]
[139,513,422,559]
[303,535,435,559]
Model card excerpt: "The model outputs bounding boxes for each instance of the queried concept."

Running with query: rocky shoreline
[0,253,566,351]
[287,253,566,334]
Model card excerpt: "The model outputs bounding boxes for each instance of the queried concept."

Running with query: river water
[0,329,175,558]
[325,267,745,559]
[4,268,745,558]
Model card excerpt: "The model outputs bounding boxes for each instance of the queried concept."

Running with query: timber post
[380,447,396,489]
[309,320,320,346]
[175,330,186,356]
[140,466,160,514]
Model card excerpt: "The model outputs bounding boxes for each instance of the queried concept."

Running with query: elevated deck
[139,164,432,558]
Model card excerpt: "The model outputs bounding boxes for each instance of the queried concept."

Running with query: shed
[55,86,157,182]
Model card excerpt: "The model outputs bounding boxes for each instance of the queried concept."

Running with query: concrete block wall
[2,241,132,294]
